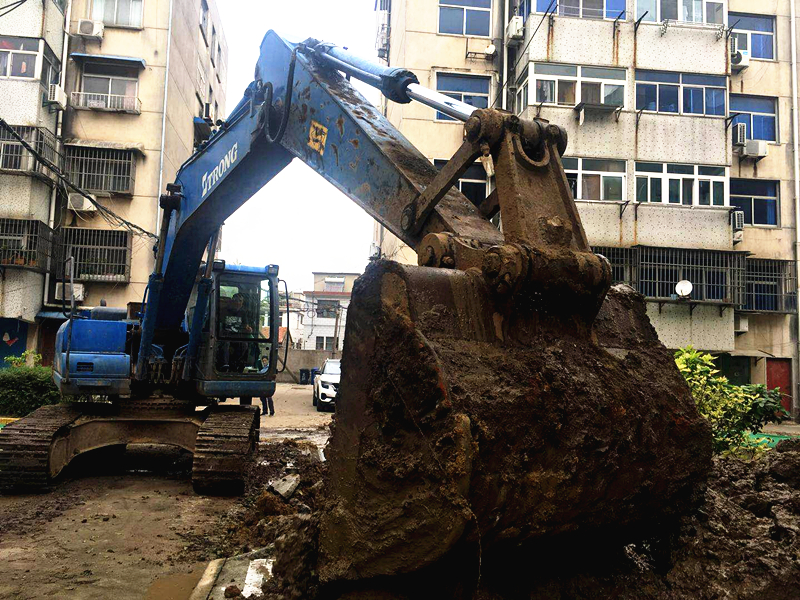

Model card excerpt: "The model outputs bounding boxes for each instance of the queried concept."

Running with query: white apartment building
[302,272,360,353]
[374,0,800,418]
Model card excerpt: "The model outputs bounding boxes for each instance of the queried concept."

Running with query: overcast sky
[216,0,379,293]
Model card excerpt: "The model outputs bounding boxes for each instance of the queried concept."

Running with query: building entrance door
[766,358,793,413]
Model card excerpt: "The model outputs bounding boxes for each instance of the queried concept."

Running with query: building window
[210,26,217,66]
[435,73,490,121]
[730,95,777,142]
[316,336,324,350]
[433,159,490,207]
[316,299,338,319]
[75,62,140,112]
[562,157,625,202]
[439,0,491,37]
[40,45,61,90]
[197,57,207,87]
[536,0,625,19]
[729,13,774,60]
[0,125,61,177]
[324,278,345,292]
[60,227,132,283]
[635,162,726,206]
[635,71,725,116]
[200,0,209,42]
[92,0,143,28]
[0,36,39,79]
[730,179,778,226]
[65,146,136,194]
[744,259,797,313]
[637,0,724,24]
[533,63,625,108]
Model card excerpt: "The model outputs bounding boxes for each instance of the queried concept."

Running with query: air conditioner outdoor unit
[77,19,104,40]
[730,37,750,72]
[734,314,749,334]
[732,122,747,147]
[55,282,85,302]
[732,210,746,232]
[67,192,97,212]
[46,84,68,110]
[743,139,768,158]
[505,15,524,44]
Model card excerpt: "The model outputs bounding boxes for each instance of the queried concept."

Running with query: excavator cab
[187,262,280,401]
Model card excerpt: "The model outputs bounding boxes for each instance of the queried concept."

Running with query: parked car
[313,359,341,412]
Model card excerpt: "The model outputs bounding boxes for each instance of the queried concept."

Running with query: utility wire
[0,0,28,19]
[0,117,158,241]
[491,0,558,109]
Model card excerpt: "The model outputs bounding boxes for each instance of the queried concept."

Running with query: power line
[0,0,28,19]
[491,0,558,109]
[0,117,158,241]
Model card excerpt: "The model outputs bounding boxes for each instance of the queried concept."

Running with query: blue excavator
[0,31,711,583]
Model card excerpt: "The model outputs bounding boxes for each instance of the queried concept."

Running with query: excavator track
[192,405,260,495]
[0,404,83,493]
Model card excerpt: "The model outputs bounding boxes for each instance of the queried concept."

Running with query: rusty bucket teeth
[318,259,712,585]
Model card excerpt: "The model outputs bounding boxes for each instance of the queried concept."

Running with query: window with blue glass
[439,0,491,36]
[435,73,491,121]
[730,95,777,142]
[730,179,778,226]
[729,13,775,60]
[636,70,726,116]
[535,0,624,19]
[637,0,724,24]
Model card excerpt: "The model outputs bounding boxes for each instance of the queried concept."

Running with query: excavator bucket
[316,115,713,589]
[319,261,712,586]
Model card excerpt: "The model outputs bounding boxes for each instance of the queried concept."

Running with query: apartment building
[26,0,227,360]
[303,272,360,353]
[0,0,67,364]
[374,0,800,417]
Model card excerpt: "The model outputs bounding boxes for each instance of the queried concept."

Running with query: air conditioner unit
[45,83,68,110]
[730,37,750,72]
[734,314,749,334]
[67,192,97,212]
[732,210,745,232]
[732,122,747,147]
[55,282,85,302]
[743,139,768,158]
[77,19,104,40]
[505,15,524,45]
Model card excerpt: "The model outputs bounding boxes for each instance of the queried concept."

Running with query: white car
[313,359,341,412]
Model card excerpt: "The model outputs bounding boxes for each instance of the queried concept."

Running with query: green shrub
[0,353,61,417]
[675,346,790,455]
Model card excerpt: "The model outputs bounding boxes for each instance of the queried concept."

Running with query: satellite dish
[675,280,693,298]
[484,44,497,57]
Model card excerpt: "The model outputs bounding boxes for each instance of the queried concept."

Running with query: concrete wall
[276,348,340,383]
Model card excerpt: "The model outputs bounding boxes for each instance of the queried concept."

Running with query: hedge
[0,365,61,418]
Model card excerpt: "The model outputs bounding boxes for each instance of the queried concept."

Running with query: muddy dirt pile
[256,439,800,599]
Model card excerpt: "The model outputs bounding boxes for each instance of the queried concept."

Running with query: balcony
[64,145,136,195]
[742,259,797,314]
[54,227,131,283]
[71,92,141,115]
[0,218,54,273]
[0,125,62,183]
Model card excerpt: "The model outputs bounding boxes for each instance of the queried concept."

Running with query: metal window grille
[316,300,338,318]
[743,259,797,313]
[592,245,746,305]
[0,218,54,272]
[0,125,62,181]
[56,227,131,283]
[64,146,136,194]
[592,246,635,286]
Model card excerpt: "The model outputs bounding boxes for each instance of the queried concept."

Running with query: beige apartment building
[374,0,800,418]
[0,0,227,363]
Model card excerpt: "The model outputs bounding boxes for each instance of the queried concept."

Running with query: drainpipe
[791,0,800,421]
[501,0,508,110]
[44,0,72,309]
[155,0,175,240]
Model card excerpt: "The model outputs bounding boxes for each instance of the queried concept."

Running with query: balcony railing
[0,125,62,182]
[54,227,131,283]
[0,218,54,273]
[71,92,142,114]
[593,245,747,306]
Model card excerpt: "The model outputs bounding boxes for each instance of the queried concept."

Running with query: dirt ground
[0,383,329,600]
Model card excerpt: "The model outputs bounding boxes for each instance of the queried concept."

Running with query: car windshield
[323,361,341,375]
